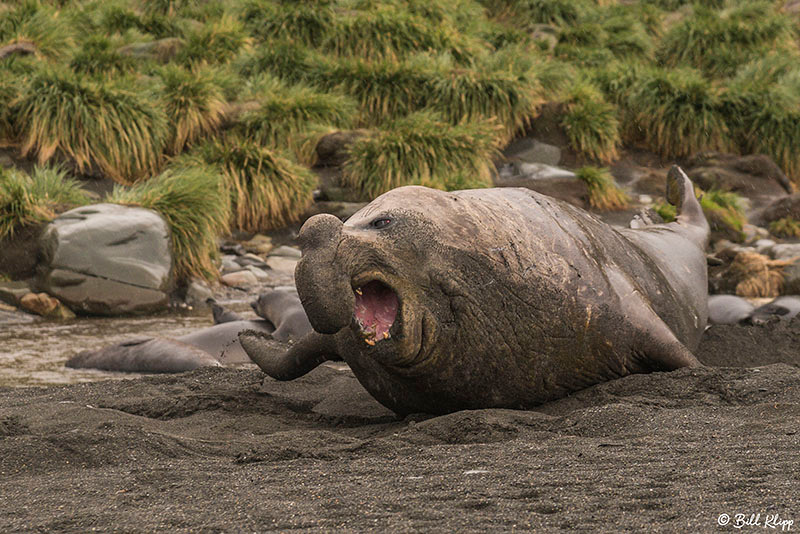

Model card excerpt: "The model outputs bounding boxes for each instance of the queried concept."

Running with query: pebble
[266,256,298,275]
[220,270,259,288]
[269,246,302,259]
[245,265,271,281]
[220,256,243,274]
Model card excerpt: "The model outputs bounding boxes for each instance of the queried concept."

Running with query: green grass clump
[70,35,138,77]
[237,75,357,152]
[236,41,317,83]
[654,201,676,223]
[193,139,316,232]
[0,2,74,61]
[426,49,544,144]
[176,15,249,66]
[309,55,433,125]
[625,67,732,158]
[0,166,90,239]
[157,64,227,154]
[560,79,621,163]
[241,0,335,47]
[106,162,229,280]
[482,0,590,26]
[769,217,800,239]
[323,6,481,63]
[575,166,628,210]
[341,111,501,198]
[15,68,167,184]
[657,2,796,78]
[700,188,747,240]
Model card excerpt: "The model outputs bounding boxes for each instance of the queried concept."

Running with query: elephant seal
[748,295,800,324]
[251,287,313,342]
[66,320,273,373]
[207,298,245,324]
[240,166,709,415]
[707,295,755,325]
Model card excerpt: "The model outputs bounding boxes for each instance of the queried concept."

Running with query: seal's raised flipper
[666,165,709,249]
[239,330,338,380]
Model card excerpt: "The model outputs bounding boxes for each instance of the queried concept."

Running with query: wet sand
[1,321,798,532]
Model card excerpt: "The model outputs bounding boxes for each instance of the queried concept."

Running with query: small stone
[220,270,259,288]
[769,243,800,261]
[242,234,273,255]
[220,256,243,274]
[0,280,32,307]
[268,246,302,259]
[754,239,776,256]
[245,265,271,281]
[184,280,213,307]
[236,253,269,269]
[266,256,298,275]
[19,292,75,319]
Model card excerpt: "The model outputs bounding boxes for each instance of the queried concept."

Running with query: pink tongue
[354,281,398,341]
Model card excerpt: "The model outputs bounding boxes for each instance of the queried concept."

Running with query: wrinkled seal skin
[240,167,709,415]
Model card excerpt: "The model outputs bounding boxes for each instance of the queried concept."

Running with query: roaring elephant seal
[240,166,709,415]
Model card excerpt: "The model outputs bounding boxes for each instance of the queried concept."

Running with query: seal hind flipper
[666,165,709,249]
[239,330,339,380]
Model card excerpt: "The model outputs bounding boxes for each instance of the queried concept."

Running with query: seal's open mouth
[353,280,398,345]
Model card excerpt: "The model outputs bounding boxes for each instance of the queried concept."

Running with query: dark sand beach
[1,321,798,533]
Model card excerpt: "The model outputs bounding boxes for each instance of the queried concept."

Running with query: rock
[752,193,800,227]
[0,280,32,307]
[241,234,273,255]
[244,265,271,281]
[236,253,269,269]
[684,152,792,213]
[265,256,298,275]
[220,270,259,288]
[220,256,243,274]
[36,204,173,315]
[742,224,769,242]
[495,163,588,207]
[768,244,800,294]
[19,292,76,319]
[184,280,213,307]
[503,137,562,167]
[754,239,776,255]
[268,246,302,259]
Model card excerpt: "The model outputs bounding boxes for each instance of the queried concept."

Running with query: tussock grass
[0,70,21,144]
[482,0,590,26]
[237,75,357,152]
[0,2,74,61]
[625,67,732,158]
[657,2,796,77]
[560,79,621,162]
[575,166,628,210]
[106,162,229,281]
[729,251,790,298]
[236,41,317,83]
[241,0,334,47]
[15,68,167,184]
[769,217,800,239]
[70,35,138,77]
[193,139,316,232]
[323,6,482,63]
[426,49,544,144]
[309,55,433,125]
[176,15,249,66]
[0,165,90,239]
[157,64,227,154]
[341,111,501,198]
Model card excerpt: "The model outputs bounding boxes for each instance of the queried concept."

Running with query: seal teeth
[355,287,363,296]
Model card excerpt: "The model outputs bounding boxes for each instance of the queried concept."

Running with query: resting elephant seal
[66,320,273,373]
[240,166,709,415]
[707,295,755,325]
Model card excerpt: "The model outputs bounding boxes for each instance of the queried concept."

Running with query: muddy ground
[1,320,798,533]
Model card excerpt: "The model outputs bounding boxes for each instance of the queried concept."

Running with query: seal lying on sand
[66,320,273,372]
[240,166,710,415]
[66,289,313,373]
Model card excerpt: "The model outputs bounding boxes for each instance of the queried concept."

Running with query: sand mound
[1,325,798,531]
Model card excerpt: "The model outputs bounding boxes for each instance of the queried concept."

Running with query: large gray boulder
[37,203,174,315]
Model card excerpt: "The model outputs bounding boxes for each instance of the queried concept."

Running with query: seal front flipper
[239,330,339,380]
[666,165,709,249]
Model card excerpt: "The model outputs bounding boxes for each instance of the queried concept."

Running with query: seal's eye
[370,217,393,229]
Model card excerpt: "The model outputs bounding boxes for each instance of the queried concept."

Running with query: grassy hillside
[1,0,799,280]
